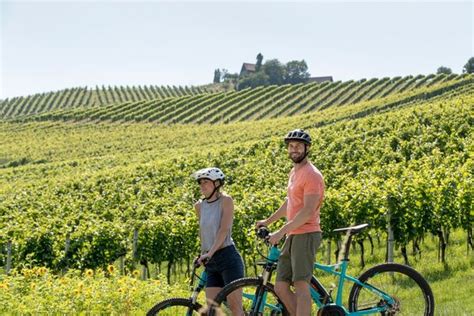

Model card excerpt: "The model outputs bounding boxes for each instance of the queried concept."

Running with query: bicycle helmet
[192,167,226,200]
[284,129,312,145]
[192,167,225,182]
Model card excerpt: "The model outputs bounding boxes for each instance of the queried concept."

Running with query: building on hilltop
[240,63,256,77]
[239,62,333,83]
[307,76,333,83]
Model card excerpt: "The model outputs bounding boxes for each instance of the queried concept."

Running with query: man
[256,129,324,315]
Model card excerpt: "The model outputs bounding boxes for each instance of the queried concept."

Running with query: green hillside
[0,84,221,120]
[0,73,473,314]
[2,74,471,124]
[1,74,472,270]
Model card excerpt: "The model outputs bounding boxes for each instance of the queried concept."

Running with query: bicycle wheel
[146,297,203,316]
[212,277,289,316]
[348,263,434,315]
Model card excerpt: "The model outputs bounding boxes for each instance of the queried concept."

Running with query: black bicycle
[146,259,207,315]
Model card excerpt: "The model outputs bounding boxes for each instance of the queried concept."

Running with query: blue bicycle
[211,223,434,315]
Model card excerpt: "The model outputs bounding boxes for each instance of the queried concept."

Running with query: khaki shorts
[276,232,322,283]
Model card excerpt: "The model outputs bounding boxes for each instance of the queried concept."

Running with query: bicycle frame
[311,260,396,315]
[245,245,283,313]
[250,225,397,315]
[189,270,207,305]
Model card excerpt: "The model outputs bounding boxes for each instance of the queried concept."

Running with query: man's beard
[289,152,306,163]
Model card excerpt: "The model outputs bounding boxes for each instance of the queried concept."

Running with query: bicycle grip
[256,226,270,239]
[194,256,210,268]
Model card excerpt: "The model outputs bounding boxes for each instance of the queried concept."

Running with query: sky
[1,0,473,99]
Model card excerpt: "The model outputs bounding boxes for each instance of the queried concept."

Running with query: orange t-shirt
[287,162,325,235]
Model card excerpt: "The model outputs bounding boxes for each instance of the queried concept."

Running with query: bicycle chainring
[317,304,346,316]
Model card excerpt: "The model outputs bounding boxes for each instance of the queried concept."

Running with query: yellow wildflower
[85,269,94,277]
[132,269,140,278]
[107,264,116,275]
[38,267,48,276]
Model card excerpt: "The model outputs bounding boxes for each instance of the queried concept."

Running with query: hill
[0,84,223,120]
[0,74,472,274]
[2,74,471,124]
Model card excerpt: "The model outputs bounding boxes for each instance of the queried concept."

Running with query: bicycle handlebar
[254,226,282,263]
[193,256,209,268]
[256,226,271,240]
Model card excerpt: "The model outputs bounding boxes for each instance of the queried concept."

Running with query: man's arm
[256,199,288,227]
[268,193,321,245]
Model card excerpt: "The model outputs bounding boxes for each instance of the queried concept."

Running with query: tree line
[436,56,473,74]
[214,53,312,90]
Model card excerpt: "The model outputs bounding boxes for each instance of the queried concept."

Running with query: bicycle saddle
[333,223,369,234]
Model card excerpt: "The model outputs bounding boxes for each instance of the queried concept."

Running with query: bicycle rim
[348,263,434,316]
[146,298,203,316]
[213,277,288,316]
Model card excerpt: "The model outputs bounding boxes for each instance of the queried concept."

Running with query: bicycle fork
[251,262,277,314]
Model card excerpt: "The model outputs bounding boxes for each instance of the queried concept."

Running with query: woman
[193,167,244,315]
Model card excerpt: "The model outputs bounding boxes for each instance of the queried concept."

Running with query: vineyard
[1,73,470,124]
[0,84,220,120]
[0,74,473,313]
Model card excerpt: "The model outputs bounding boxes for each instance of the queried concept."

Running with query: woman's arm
[194,201,201,219]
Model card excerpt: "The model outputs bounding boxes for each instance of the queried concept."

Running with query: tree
[237,72,270,90]
[213,69,221,83]
[262,59,286,85]
[436,66,452,75]
[284,60,310,84]
[256,53,263,72]
[463,57,474,74]
[222,69,239,84]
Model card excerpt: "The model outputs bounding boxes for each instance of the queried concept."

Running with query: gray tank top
[199,197,234,254]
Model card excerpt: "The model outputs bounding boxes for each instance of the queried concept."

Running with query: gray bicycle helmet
[284,129,312,145]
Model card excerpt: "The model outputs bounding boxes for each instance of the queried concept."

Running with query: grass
[308,229,474,315]
[0,229,471,314]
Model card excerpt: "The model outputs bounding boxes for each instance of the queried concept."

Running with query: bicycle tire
[147,297,203,316]
[212,277,289,316]
[348,263,434,315]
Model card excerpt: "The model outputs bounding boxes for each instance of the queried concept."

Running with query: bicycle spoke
[352,270,431,315]
[214,278,287,315]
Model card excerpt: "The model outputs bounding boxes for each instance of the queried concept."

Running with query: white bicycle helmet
[192,167,225,182]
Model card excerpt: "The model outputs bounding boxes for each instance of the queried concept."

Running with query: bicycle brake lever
[193,256,209,268]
